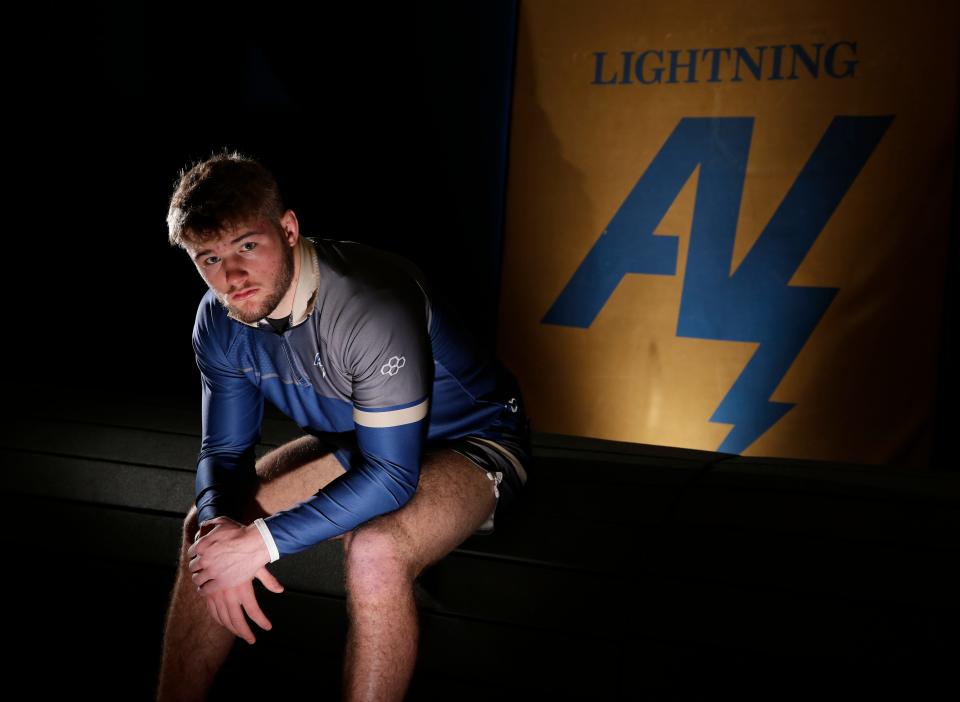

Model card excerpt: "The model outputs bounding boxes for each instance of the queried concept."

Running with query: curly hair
[166,149,286,248]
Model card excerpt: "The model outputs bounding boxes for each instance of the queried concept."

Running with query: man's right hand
[194,520,283,644]
[202,576,281,644]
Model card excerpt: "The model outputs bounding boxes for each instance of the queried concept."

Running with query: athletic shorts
[318,414,532,537]
[430,428,531,535]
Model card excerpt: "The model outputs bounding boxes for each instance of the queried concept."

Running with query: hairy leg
[156,436,347,702]
[341,449,498,702]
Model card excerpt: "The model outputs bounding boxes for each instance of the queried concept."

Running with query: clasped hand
[187,516,284,644]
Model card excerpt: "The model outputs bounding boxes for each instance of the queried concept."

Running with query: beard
[219,243,295,323]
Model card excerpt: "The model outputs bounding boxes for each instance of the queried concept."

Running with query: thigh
[241,435,347,521]
[342,448,498,573]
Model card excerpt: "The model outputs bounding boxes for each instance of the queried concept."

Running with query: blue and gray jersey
[193,236,524,558]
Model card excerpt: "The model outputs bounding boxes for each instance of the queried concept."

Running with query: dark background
[10,0,518,402]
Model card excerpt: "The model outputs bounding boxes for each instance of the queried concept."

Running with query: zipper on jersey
[279,336,308,386]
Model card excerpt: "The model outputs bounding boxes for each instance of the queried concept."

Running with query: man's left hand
[187,516,273,594]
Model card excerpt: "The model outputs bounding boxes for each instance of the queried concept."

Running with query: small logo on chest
[314,353,327,379]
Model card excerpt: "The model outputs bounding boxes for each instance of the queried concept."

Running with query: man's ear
[280,209,300,246]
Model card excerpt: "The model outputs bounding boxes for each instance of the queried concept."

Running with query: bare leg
[342,449,498,702]
[156,436,347,702]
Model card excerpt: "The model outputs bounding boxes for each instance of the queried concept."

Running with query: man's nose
[222,254,248,284]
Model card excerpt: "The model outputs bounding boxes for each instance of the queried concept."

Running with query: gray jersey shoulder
[300,239,434,410]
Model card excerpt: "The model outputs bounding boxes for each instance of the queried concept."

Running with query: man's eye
[242,242,257,251]
[203,256,220,266]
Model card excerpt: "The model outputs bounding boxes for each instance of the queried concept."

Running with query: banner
[497,0,958,465]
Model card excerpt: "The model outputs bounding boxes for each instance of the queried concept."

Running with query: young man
[156,152,531,701]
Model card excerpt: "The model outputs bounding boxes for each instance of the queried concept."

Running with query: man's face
[184,216,296,324]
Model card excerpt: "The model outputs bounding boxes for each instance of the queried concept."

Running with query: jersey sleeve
[262,287,433,557]
[192,303,265,525]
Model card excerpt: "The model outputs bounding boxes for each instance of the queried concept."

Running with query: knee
[177,506,200,567]
[182,506,199,546]
[344,523,417,600]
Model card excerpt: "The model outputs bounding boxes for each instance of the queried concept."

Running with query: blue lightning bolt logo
[542,116,893,453]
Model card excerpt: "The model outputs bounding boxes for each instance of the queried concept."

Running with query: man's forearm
[195,447,258,524]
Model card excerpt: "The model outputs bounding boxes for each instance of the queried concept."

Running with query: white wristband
[253,518,280,563]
